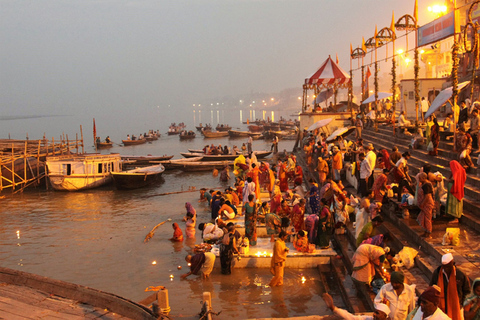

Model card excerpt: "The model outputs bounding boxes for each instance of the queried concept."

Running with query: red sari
[290,203,305,232]
[294,166,303,185]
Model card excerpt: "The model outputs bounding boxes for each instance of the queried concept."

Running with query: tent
[305,56,351,89]
[425,81,470,118]
[308,118,333,131]
[361,92,393,104]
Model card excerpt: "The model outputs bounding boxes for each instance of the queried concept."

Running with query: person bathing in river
[169,223,183,242]
[181,252,216,280]
[184,212,196,239]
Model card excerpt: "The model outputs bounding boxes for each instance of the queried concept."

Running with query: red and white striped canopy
[305,56,351,89]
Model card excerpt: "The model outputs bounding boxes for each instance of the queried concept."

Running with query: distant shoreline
[0,115,70,121]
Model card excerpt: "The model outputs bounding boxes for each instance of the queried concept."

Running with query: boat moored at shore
[46,153,122,191]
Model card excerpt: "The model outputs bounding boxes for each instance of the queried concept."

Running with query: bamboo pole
[0,155,3,191]
[80,125,84,154]
[52,138,55,156]
[37,140,41,184]
[24,141,27,188]
[76,133,79,154]
[11,143,15,191]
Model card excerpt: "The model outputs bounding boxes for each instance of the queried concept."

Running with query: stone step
[370,126,480,157]
[360,132,480,231]
[380,198,480,283]
[360,130,480,192]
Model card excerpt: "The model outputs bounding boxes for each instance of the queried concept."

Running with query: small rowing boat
[121,155,173,165]
[228,130,263,138]
[180,150,272,161]
[168,160,233,171]
[122,139,147,146]
[95,142,113,149]
[202,130,229,138]
[111,164,165,189]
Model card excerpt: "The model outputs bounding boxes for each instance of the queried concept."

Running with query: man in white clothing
[374,271,415,320]
[323,292,391,320]
[421,97,430,123]
[411,285,451,320]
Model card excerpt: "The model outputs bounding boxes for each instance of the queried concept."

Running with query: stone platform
[212,238,336,268]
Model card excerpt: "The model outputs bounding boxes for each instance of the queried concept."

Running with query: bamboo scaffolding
[0,135,84,193]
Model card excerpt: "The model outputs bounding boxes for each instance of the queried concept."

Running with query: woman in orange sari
[279,161,289,192]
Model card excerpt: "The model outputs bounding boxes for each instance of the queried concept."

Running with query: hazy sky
[1,0,430,128]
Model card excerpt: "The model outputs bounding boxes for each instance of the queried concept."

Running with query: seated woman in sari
[293,230,313,253]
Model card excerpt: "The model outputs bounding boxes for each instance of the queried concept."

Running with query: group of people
[325,252,476,320]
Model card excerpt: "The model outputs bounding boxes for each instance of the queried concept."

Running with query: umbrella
[315,89,334,104]
[425,81,470,118]
[308,118,333,131]
[362,92,393,104]
[326,126,355,143]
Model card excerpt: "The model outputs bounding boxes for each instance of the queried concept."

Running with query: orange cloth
[437,266,462,320]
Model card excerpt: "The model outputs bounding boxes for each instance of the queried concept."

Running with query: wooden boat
[0,267,158,320]
[179,131,196,140]
[169,160,233,171]
[180,150,272,161]
[167,126,180,135]
[202,130,229,138]
[154,156,203,170]
[145,135,158,142]
[46,153,122,191]
[216,124,231,132]
[248,125,264,132]
[196,124,212,132]
[228,130,263,138]
[95,141,113,149]
[111,164,165,189]
[122,139,146,146]
[121,155,173,165]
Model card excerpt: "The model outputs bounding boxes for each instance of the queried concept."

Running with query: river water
[0,129,337,318]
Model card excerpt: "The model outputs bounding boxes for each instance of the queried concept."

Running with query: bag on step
[427,141,434,151]
[394,247,418,269]
[442,227,460,246]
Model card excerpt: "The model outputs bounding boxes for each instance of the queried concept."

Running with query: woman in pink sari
[417,173,434,238]
[279,162,289,192]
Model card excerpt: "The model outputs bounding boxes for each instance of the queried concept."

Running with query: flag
[374,25,378,47]
[366,66,372,79]
[362,37,367,53]
[350,43,353,56]
[336,53,339,64]
[365,67,371,97]
[391,11,396,39]
[93,118,97,145]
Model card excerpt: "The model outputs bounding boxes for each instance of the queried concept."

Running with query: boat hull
[48,174,113,191]
[122,139,146,146]
[95,142,113,149]
[111,169,164,189]
[202,131,229,138]
[180,150,272,161]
